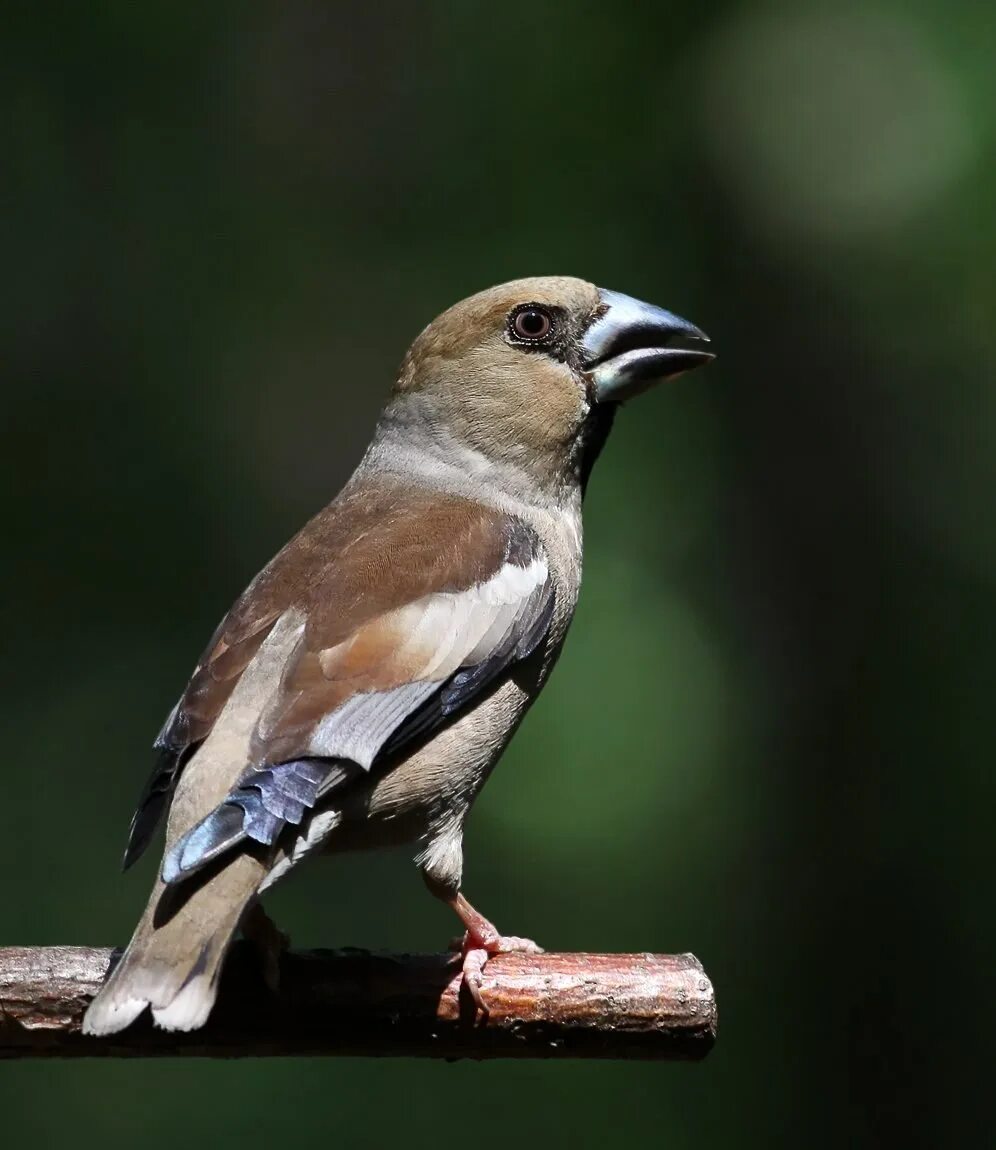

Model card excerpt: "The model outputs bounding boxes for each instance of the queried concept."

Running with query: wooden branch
[0,944,716,1060]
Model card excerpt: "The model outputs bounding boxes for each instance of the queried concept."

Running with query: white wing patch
[308,682,439,769]
[304,555,549,768]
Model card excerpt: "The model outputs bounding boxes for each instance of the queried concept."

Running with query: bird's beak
[581,289,714,403]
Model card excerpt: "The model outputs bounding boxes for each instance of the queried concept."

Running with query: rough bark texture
[0,944,716,1060]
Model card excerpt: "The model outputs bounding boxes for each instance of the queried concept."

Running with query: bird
[82,275,713,1035]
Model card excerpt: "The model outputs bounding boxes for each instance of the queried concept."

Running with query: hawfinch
[83,276,713,1034]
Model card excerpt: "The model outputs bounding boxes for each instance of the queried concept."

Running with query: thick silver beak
[582,288,714,403]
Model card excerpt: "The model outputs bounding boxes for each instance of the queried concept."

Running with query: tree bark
[0,944,716,1060]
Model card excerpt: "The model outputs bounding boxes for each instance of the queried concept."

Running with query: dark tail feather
[123,737,198,870]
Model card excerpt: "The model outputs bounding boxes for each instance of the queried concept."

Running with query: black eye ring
[509,305,555,343]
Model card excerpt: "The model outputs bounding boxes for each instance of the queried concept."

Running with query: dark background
[4,3,994,1146]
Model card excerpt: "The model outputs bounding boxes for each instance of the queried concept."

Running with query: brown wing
[125,481,552,869]
[158,507,553,885]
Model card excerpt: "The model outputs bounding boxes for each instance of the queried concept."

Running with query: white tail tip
[82,994,149,1036]
[149,975,218,1032]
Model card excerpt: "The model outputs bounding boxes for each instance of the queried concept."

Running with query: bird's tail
[84,610,309,1035]
[83,852,266,1035]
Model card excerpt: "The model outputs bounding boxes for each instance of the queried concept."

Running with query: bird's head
[384,276,714,496]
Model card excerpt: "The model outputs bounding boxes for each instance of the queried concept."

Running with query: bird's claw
[452,930,544,1016]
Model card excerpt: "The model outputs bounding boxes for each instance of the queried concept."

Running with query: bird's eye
[510,306,554,343]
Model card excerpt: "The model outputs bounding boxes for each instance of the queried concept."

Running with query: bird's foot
[445,893,543,1015]
[241,902,290,994]
[453,931,544,1014]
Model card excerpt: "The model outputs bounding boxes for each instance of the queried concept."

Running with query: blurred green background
[4,1,994,1146]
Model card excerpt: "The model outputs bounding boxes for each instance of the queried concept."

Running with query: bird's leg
[240,901,290,994]
[445,891,544,1013]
